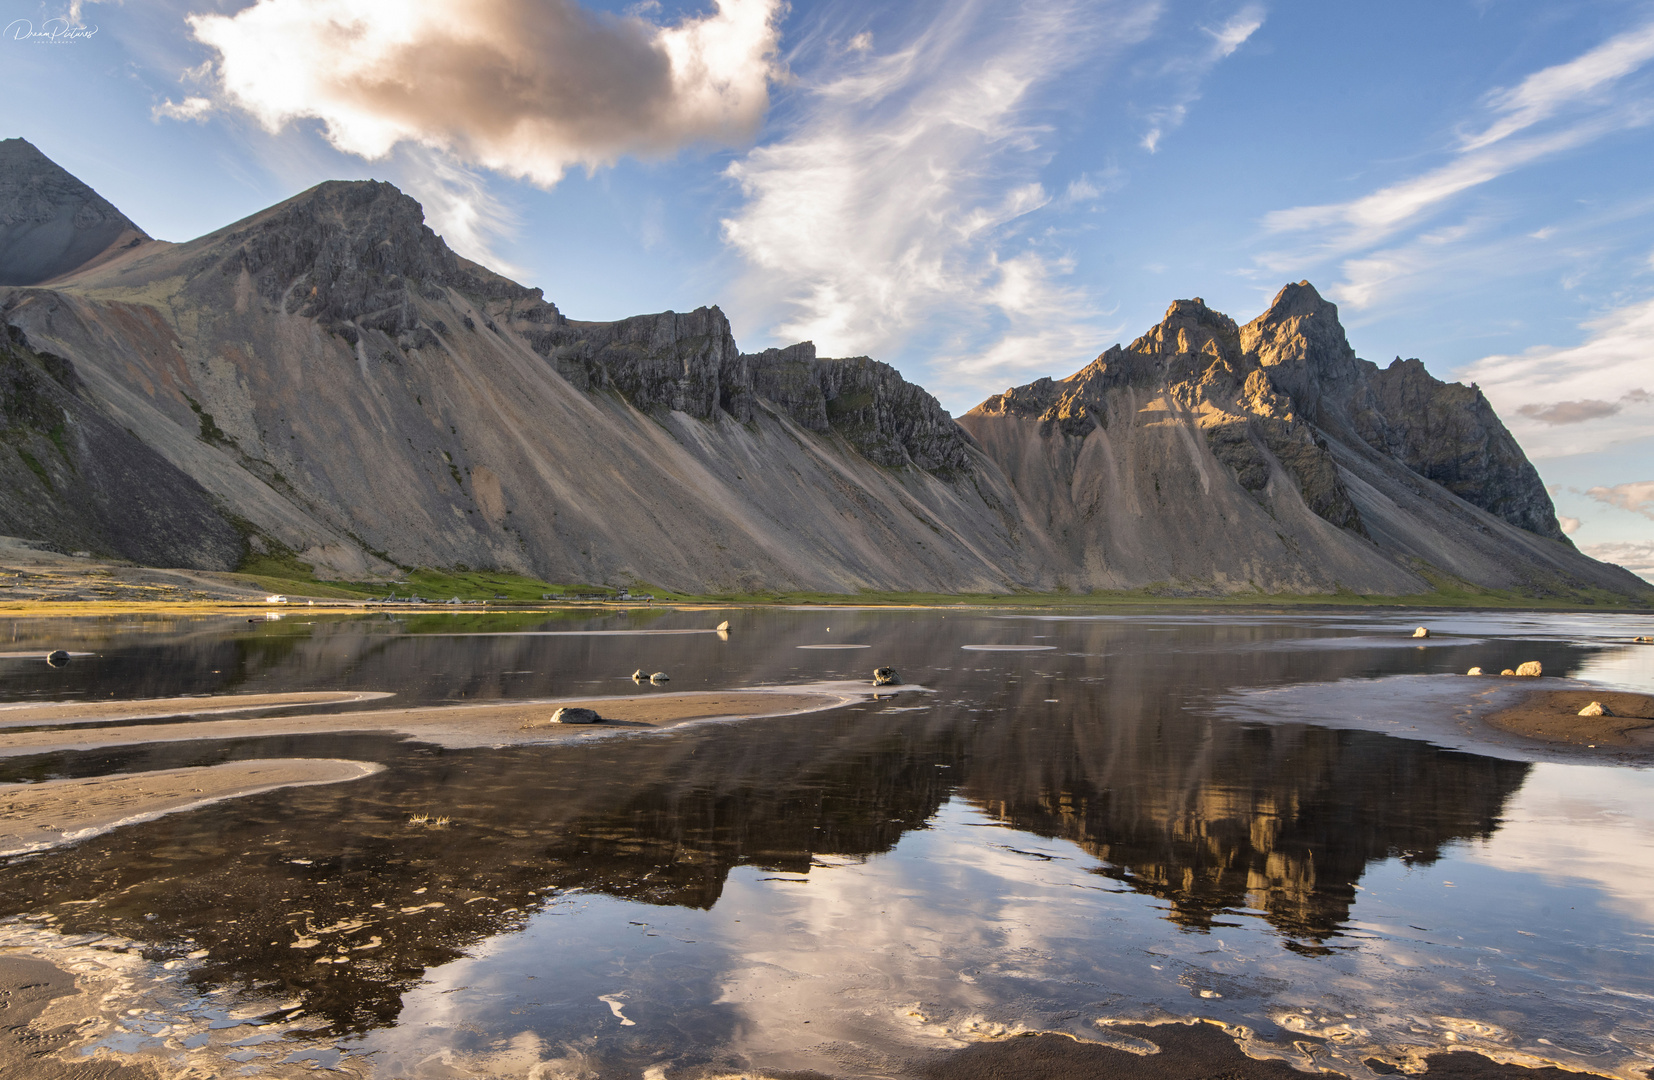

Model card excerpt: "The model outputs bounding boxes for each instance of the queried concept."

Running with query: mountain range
[1,137,1646,600]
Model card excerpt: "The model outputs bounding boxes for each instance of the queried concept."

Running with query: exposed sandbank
[1486,689,1654,748]
[0,685,888,757]
[0,758,385,857]
[0,690,395,730]
[1217,675,1654,765]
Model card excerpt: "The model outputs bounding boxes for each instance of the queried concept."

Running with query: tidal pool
[0,606,1651,1078]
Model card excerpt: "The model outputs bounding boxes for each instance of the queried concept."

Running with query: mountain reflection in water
[0,608,1644,1075]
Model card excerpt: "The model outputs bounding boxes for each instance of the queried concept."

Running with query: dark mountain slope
[0,138,149,286]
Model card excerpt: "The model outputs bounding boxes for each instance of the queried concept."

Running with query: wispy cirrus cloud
[1256,18,1654,308]
[1139,3,1264,153]
[721,0,1239,402]
[169,0,784,187]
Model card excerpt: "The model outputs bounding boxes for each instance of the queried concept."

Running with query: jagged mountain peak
[0,137,149,286]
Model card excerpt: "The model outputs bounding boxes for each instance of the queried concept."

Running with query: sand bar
[0,685,886,757]
[0,690,395,730]
[0,758,385,856]
[1486,689,1654,748]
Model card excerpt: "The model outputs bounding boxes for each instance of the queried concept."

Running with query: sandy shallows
[0,690,395,730]
[0,687,869,758]
[0,758,385,856]
[1486,689,1654,748]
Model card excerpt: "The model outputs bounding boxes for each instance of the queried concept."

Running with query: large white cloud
[181,0,783,187]
[718,0,1190,399]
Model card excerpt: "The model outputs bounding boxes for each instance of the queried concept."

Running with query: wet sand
[0,690,395,730]
[0,686,874,757]
[1486,689,1654,748]
[0,759,385,856]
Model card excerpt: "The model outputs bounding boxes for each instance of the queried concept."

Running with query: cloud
[392,145,522,274]
[181,0,783,187]
[1517,397,1627,425]
[1139,3,1265,153]
[152,96,213,122]
[720,0,1167,400]
[1460,296,1654,456]
[1558,515,1581,534]
[1461,21,1654,151]
[1578,540,1654,581]
[1585,480,1654,519]
[1257,19,1654,299]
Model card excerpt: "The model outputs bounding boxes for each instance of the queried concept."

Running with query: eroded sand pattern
[0,687,874,757]
[0,759,386,856]
[0,689,395,729]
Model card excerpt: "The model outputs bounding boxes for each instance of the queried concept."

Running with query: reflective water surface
[2,607,1652,1078]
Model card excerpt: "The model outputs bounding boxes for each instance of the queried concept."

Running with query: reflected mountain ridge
[0,610,1595,1038]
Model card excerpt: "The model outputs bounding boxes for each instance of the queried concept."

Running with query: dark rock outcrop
[0,138,149,286]
[1242,282,1564,541]
[962,285,1649,599]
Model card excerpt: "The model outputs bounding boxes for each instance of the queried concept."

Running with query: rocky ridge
[0,138,1644,599]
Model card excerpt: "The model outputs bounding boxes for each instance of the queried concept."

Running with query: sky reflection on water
[0,607,1651,1078]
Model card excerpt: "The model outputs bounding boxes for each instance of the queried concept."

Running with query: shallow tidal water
[1,606,1652,1078]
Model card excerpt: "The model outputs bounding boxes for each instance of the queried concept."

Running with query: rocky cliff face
[0,157,1034,590]
[0,140,1641,598]
[962,284,1645,598]
[1241,282,1564,541]
[0,138,149,286]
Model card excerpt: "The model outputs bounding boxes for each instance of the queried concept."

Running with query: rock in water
[1514,661,1543,677]
[1578,701,1613,717]
[873,667,900,687]
[1500,669,1516,676]
[716,620,730,632]
[1466,667,1483,676]
[649,672,669,683]
[550,707,602,724]
[45,649,69,667]
[631,669,645,681]
[1412,626,1430,638]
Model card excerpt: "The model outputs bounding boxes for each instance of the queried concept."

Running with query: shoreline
[0,758,385,857]
[1218,675,1654,765]
[0,684,892,758]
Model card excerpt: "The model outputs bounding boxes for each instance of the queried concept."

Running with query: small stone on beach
[1501,669,1515,676]
[650,672,669,683]
[45,649,69,667]
[1412,627,1430,638]
[873,667,900,687]
[550,707,602,725]
[716,621,730,632]
[631,669,645,681]
[1578,701,1613,717]
[1467,667,1483,676]
[1514,661,1543,677]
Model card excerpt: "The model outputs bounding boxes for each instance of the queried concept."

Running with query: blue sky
[5,0,1653,577]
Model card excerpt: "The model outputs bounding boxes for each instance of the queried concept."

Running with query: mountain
[960,288,1645,598]
[0,139,1646,600]
[0,138,149,286]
